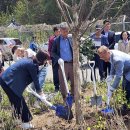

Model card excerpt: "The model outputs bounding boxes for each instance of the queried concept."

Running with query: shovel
[101,106,114,115]
[58,59,73,108]
[88,61,102,106]
[26,87,73,120]
[101,80,114,115]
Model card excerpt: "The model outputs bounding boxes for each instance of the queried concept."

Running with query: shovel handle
[58,59,69,93]
[88,61,95,68]
[88,61,97,95]
[26,87,55,108]
[106,81,111,87]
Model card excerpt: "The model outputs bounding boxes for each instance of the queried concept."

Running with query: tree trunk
[72,30,83,124]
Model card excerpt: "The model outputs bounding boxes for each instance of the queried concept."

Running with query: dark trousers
[90,54,104,81]
[0,78,32,122]
[103,61,111,78]
[58,62,74,100]
[122,77,130,103]
[52,58,59,90]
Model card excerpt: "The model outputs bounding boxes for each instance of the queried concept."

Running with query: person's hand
[38,92,46,101]
[58,58,64,65]
[106,75,113,83]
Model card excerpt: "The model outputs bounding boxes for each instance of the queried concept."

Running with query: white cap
[25,48,36,58]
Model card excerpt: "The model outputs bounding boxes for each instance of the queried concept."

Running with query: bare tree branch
[56,0,72,30]
[65,3,73,24]
[60,0,71,9]
[112,0,129,21]
[78,0,86,27]
[79,0,117,38]
[81,0,98,26]
[72,4,79,26]
[78,0,85,12]
[72,0,76,5]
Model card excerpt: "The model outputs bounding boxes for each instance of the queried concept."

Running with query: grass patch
[43,82,55,92]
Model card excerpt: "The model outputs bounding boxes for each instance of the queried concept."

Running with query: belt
[64,60,73,63]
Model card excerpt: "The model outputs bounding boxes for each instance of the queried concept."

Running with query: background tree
[0,0,17,13]
[41,0,61,24]
[0,0,130,25]
[13,0,28,24]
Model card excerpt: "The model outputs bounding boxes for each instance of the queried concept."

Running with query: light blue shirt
[60,36,72,61]
[29,41,38,52]
[105,32,108,37]
[110,50,130,89]
[101,32,109,46]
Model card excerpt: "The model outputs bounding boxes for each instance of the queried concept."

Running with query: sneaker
[0,95,2,103]
[118,104,128,116]
[33,100,41,109]
[21,122,34,129]
[55,88,59,92]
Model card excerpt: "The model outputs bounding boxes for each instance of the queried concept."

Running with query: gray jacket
[110,50,130,89]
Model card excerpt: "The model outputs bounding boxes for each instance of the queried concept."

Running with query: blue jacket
[110,50,130,89]
[29,41,38,52]
[1,58,41,97]
[101,30,115,49]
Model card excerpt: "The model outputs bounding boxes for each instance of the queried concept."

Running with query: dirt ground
[31,104,97,130]
[30,88,100,130]
[30,87,130,130]
[1,83,130,130]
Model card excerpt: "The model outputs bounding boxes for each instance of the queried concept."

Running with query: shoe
[55,88,59,92]
[100,78,104,82]
[118,104,128,116]
[33,100,41,109]
[0,95,2,103]
[21,122,34,129]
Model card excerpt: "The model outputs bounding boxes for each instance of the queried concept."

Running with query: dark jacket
[51,35,73,67]
[1,58,41,97]
[48,35,56,57]
[101,30,115,49]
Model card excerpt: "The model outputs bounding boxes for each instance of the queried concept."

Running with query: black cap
[95,25,102,30]
[103,19,110,25]
[36,50,50,63]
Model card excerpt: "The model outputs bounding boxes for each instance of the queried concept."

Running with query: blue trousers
[38,66,47,89]
[31,66,47,90]
[122,76,130,103]
[0,77,32,122]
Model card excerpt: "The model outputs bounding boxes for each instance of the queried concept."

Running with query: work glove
[106,75,114,84]
[58,58,64,65]
[39,93,46,101]
[107,85,115,106]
